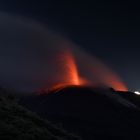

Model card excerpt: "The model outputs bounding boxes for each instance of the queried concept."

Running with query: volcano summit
[20,85,140,140]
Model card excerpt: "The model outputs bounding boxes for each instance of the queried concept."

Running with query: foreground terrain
[0,88,80,140]
[21,86,140,139]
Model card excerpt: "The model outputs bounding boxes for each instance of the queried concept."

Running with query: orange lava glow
[63,51,80,85]
[102,73,128,91]
[88,62,128,91]
[60,51,91,87]
[42,48,127,93]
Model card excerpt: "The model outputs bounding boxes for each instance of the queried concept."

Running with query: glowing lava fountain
[62,51,80,85]
[41,49,127,93]
[56,50,87,87]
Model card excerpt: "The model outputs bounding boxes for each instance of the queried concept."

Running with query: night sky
[0,1,140,91]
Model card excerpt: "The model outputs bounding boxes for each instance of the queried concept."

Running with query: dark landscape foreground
[0,88,80,140]
[1,86,140,139]
[20,86,140,140]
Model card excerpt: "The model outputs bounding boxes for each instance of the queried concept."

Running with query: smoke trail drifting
[0,12,127,92]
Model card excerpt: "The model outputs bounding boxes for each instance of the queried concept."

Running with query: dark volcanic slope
[20,86,140,140]
[117,91,140,108]
[0,89,80,140]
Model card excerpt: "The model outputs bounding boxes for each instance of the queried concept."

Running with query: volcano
[20,85,140,140]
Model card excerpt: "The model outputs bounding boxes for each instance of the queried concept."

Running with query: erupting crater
[40,49,127,94]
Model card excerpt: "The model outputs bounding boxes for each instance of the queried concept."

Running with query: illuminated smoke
[59,50,80,85]
[44,49,85,91]
[0,13,128,92]
[44,47,127,92]
[72,48,128,91]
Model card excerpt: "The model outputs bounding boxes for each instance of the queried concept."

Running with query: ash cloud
[0,13,127,92]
